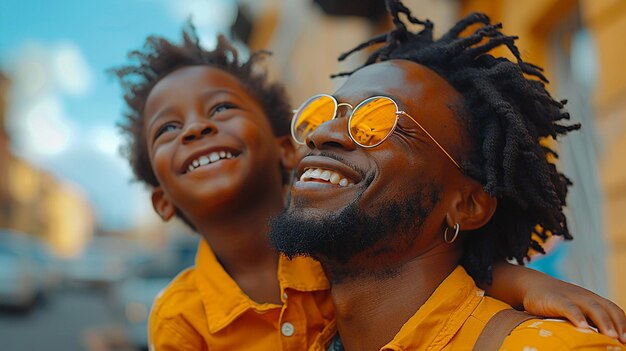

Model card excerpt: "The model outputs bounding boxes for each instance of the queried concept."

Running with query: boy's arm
[482,260,626,343]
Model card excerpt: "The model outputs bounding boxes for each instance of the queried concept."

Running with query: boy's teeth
[186,150,237,173]
[300,168,353,187]
[209,152,220,162]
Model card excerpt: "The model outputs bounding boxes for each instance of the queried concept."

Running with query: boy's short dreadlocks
[111,23,291,187]
[334,0,580,283]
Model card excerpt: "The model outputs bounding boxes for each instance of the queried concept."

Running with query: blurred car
[113,236,198,350]
[60,237,129,288]
[0,229,58,310]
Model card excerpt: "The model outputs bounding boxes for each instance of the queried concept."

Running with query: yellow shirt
[148,239,336,350]
[381,266,625,351]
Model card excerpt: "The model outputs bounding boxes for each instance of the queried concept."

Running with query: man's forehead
[333,59,470,160]
[334,60,461,106]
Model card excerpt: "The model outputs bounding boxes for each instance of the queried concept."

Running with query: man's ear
[276,135,297,171]
[446,182,497,231]
[151,187,176,222]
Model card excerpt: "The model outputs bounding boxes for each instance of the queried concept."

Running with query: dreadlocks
[334,0,580,283]
[111,23,291,187]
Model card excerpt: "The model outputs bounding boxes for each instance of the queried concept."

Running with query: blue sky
[0,0,237,230]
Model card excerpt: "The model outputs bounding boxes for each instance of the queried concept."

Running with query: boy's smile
[183,147,238,174]
[143,66,288,220]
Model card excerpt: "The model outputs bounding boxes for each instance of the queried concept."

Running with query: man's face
[143,66,286,219]
[270,60,467,269]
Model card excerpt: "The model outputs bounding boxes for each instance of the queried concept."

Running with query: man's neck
[327,247,460,351]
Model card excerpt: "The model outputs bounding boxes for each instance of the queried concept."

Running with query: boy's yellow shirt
[148,239,336,351]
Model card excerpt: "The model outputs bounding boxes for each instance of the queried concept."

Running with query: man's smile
[295,155,363,189]
[299,168,355,187]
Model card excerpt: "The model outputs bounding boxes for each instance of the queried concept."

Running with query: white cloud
[5,40,94,160]
[21,95,75,157]
[10,42,53,98]
[169,0,238,29]
[51,42,94,96]
[90,126,123,158]
[8,40,93,99]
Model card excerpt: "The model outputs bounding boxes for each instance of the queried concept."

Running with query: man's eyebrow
[333,91,387,102]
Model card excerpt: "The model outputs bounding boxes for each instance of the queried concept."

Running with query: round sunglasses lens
[292,95,336,144]
[349,97,397,147]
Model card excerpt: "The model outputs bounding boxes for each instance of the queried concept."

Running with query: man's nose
[306,117,357,151]
[180,117,218,144]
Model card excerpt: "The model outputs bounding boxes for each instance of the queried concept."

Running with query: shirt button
[281,322,295,337]
[283,292,288,300]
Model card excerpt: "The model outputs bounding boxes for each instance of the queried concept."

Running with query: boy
[112,25,626,350]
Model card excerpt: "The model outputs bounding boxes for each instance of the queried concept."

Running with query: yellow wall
[0,73,10,227]
[462,0,626,308]
[0,71,94,258]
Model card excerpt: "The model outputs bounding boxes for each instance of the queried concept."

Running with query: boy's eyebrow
[147,105,179,130]
[199,88,246,102]
[146,88,249,130]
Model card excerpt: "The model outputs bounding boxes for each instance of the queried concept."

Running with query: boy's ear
[151,187,176,222]
[276,135,297,171]
[446,182,497,231]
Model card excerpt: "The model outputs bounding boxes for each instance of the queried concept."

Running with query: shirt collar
[278,253,330,292]
[381,266,485,351]
[195,239,330,333]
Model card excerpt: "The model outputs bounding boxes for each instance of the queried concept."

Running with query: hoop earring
[444,223,460,244]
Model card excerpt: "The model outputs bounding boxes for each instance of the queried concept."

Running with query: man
[269,1,626,350]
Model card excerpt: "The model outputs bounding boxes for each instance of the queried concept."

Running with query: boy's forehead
[144,65,260,114]
[147,66,246,99]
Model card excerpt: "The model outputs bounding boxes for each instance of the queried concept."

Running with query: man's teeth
[187,151,234,172]
[300,168,354,186]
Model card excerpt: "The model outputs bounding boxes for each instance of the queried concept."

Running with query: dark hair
[334,0,580,283]
[111,23,291,187]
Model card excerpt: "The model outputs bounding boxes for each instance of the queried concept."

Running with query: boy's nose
[306,117,357,152]
[181,119,217,144]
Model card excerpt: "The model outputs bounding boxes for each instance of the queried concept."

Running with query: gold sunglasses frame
[291,94,460,169]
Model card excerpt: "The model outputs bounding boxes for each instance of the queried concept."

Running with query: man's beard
[268,183,441,273]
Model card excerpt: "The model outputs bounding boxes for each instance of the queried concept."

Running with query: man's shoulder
[502,318,625,351]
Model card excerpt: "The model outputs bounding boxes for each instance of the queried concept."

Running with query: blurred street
[0,286,132,351]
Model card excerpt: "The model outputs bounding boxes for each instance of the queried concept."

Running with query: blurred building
[0,72,10,227]
[461,0,626,314]
[233,0,626,306]
[0,71,94,257]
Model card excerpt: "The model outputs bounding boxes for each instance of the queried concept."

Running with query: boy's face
[143,66,291,221]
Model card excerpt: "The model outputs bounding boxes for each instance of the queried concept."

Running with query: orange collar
[382,266,485,350]
[194,239,330,333]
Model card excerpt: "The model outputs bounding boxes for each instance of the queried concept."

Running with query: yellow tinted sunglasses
[291,94,460,169]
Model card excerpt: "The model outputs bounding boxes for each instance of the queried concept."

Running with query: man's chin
[268,207,329,260]
[269,200,394,265]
